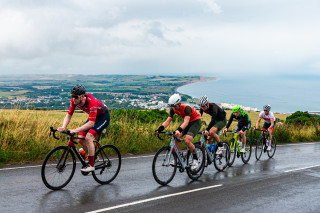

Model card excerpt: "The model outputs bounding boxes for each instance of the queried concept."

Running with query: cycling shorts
[179,119,201,138]
[262,121,276,131]
[235,121,251,132]
[212,118,227,131]
[79,112,110,138]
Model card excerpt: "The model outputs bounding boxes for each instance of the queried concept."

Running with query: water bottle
[79,148,86,160]
[207,144,211,151]
[211,143,216,152]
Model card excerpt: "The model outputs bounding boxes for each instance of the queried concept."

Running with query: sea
[177,75,320,113]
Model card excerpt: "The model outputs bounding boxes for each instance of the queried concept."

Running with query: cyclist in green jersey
[223,105,251,153]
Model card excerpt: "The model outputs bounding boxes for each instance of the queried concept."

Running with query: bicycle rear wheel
[255,136,264,160]
[92,144,121,184]
[41,146,76,190]
[241,137,252,164]
[213,141,230,172]
[227,138,236,167]
[267,136,277,158]
[186,144,205,180]
[152,146,177,186]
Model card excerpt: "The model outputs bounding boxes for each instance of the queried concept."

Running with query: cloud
[0,0,319,76]
[197,0,223,14]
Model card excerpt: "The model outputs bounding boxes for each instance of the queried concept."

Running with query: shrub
[286,111,320,125]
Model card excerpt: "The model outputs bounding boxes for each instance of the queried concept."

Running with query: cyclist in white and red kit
[255,104,276,151]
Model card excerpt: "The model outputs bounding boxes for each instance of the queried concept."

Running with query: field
[0,109,319,165]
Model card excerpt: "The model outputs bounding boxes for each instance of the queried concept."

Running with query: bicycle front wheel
[241,137,252,164]
[227,138,236,167]
[186,144,205,180]
[255,136,264,160]
[41,146,76,190]
[152,146,177,186]
[267,136,277,158]
[92,144,121,185]
[213,141,230,172]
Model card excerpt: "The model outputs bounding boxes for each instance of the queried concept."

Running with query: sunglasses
[72,95,80,99]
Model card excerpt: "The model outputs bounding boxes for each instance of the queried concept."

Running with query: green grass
[0,109,319,165]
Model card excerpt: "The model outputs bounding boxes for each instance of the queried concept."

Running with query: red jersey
[171,104,201,122]
[68,93,108,122]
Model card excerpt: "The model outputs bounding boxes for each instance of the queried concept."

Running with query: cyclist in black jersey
[223,105,251,153]
[198,96,227,153]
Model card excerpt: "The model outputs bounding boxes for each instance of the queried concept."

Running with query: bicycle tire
[92,144,121,185]
[41,146,76,190]
[152,146,177,186]
[227,138,237,167]
[213,141,230,172]
[267,136,276,158]
[241,137,252,164]
[186,144,205,180]
[255,135,264,160]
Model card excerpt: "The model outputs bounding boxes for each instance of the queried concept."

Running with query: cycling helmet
[71,85,86,96]
[168,94,181,107]
[232,105,242,113]
[198,95,209,107]
[263,104,271,111]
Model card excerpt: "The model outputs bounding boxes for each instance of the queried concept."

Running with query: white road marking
[86,184,222,213]
[284,164,320,173]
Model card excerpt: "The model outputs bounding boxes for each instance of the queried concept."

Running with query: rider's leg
[78,131,90,155]
[85,132,95,167]
[209,127,220,143]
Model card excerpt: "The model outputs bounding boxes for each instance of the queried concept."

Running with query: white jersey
[259,111,276,124]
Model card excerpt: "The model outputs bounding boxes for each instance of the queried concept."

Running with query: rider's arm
[180,116,191,130]
[225,113,234,129]
[269,119,274,129]
[162,117,173,129]
[206,105,219,131]
[256,117,262,129]
[240,114,250,131]
[72,121,95,133]
[62,113,72,129]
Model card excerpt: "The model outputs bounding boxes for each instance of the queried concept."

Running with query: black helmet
[71,85,86,95]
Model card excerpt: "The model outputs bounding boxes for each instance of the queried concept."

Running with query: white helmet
[168,94,181,107]
[198,95,209,107]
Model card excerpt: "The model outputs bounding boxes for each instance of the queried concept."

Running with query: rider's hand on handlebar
[174,130,182,137]
[204,130,209,136]
[57,127,65,132]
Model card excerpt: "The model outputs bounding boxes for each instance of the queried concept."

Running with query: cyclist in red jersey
[155,94,202,171]
[57,85,110,172]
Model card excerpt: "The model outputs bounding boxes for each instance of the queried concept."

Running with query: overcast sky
[0,0,319,77]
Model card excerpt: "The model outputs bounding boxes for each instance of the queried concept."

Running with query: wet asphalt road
[2,142,320,213]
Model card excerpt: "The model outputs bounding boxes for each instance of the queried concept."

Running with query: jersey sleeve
[169,108,175,118]
[67,99,76,116]
[184,106,192,117]
[259,111,264,118]
[225,113,234,129]
[88,100,99,122]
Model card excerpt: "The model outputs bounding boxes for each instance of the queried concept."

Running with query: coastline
[176,77,260,112]
[174,76,218,92]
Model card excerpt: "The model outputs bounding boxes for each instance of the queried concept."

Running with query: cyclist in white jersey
[255,104,276,151]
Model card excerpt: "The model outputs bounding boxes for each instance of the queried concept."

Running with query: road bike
[41,127,121,190]
[225,130,252,166]
[194,131,230,172]
[254,129,276,160]
[152,131,205,186]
